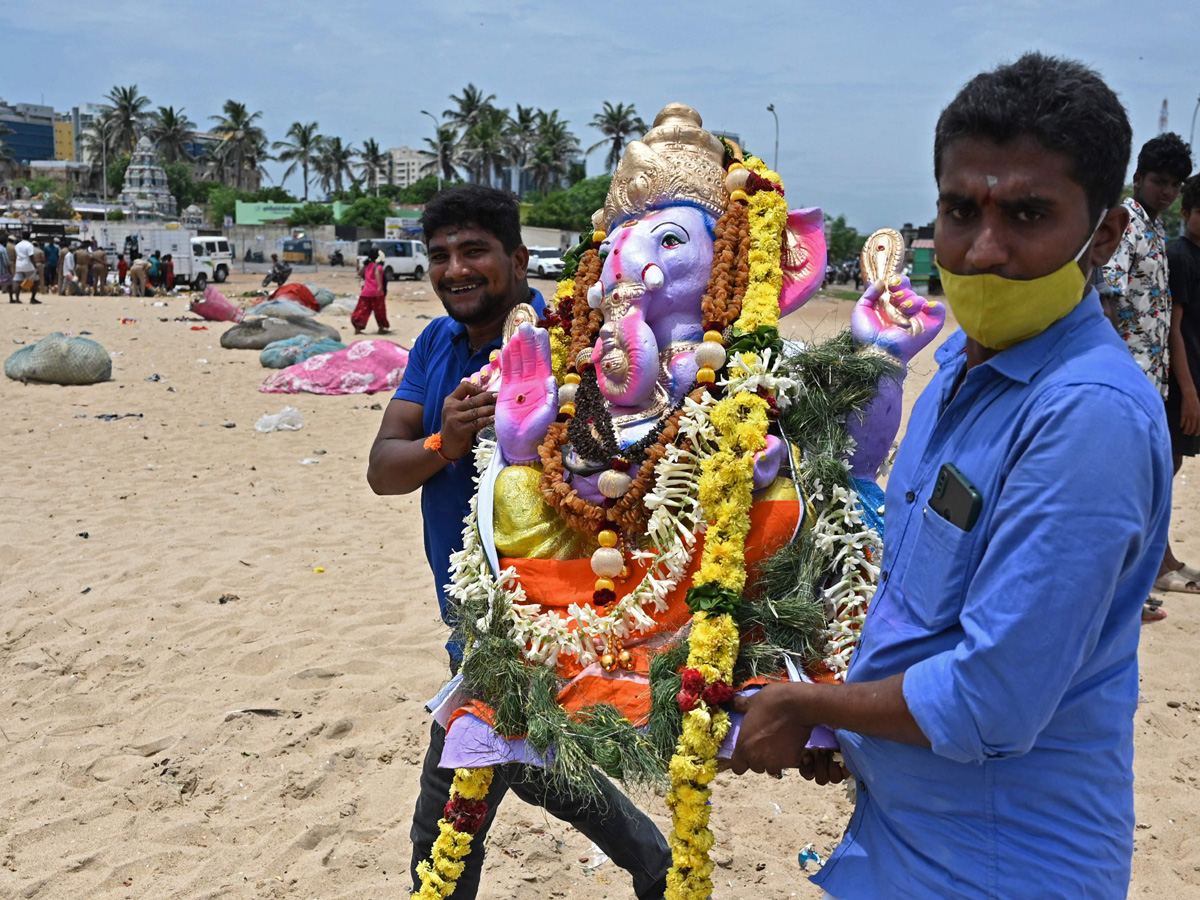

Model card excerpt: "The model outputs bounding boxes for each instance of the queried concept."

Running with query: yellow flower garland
[411,766,495,899]
[667,392,769,900]
[733,157,789,335]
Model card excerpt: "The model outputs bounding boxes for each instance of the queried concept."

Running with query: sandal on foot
[1142,603,1168,623]
[1153,569,1200,594]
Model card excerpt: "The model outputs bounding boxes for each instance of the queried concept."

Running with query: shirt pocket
[898,506,977,630]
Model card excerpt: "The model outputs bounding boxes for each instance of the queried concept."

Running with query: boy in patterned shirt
[1103,133,1193,616]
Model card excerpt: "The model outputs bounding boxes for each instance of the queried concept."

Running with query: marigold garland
[666,391,768,900]
[410,765,495,898]
[732,157,789,336]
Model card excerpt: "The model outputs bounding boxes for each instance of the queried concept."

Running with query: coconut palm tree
[421,125,462,182]
[209,100,269,190]
[358,138,389,196]
[100,84,152,154]
[272,121,322,200]
[461,106,512,187]
[505,105,539,194]
[314,137,357,196]
[524,110,580,194]
[444,83,497,133]
[147,106,195,163]
[588,102,648,173]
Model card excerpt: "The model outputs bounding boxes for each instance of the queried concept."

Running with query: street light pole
[101,127,108,223]
[766,104,779,172]
[420,109,443,193]
[1191,94,1200,151]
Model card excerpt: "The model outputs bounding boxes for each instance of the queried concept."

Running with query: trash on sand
[798,844,822,871]
[145,373,164,382]
[95,413,143,421]
[120,318,137,324]
[218,593,239,604]
[190,325,209,331]
[300,457,321,465]
[255,406,304,433]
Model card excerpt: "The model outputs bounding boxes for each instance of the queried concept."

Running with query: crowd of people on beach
[2,231,178,302]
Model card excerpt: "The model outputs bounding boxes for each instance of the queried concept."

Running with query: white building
[387,145,434,189]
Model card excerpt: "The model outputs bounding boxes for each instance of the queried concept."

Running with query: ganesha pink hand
[851,276,946,363]
[495,322,558,463]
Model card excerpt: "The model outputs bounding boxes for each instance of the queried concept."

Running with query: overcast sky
[6,1,1197,230]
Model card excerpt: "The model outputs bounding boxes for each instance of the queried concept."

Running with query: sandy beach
[2,271,1198,900]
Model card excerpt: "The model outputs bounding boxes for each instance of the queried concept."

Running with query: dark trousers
[410,719,670,899]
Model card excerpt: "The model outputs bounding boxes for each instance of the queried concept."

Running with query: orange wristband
[423,432,459,463]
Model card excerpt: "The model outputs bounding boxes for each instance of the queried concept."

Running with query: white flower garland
[446,394,717,668]
[720,346,801,410]
[811,482,881,680]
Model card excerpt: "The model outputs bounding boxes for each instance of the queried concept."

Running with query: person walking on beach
[1103,134,1194,607]
[351,251,390,335]
[367,184,671,900]
[731,54,1172,900]
[59,243,76,296]
[14,233,40,304]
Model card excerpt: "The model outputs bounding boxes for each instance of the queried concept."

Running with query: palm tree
[100,84,152,154]
[358,138,389,196]
[209,100,269,190]
[147,106,195,163]
[461,106,511,187]
[315,137,357,196]
[505,105,539,194]
[421,125,461,182]
[272,121,322,201]
[444,83,497,133]
[525,110,580,194]
[588,101,648,173]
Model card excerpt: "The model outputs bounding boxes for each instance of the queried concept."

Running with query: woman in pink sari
[352,251,391,335]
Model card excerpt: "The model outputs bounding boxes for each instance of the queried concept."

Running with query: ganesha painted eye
[661,232,685,248]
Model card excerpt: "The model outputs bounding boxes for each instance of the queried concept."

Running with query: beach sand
[1,271,1198,899]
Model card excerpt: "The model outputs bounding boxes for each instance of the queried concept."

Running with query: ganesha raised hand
[846,275,946,479]
[851,275,946,363]
[495,322,559,463]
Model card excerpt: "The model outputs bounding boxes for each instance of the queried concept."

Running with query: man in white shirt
[14,232,40,304]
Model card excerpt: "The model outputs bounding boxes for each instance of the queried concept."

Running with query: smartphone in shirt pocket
[899,464,983,630]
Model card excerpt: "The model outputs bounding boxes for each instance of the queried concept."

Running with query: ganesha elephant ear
[779,207,828,317]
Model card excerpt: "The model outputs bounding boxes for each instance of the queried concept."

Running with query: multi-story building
[387,145,433,189]
[0,100,75,165]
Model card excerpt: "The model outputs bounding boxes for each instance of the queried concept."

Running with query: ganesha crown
[599,103,730,232]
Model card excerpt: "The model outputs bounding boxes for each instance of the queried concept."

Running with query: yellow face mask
[936,213,1106,350]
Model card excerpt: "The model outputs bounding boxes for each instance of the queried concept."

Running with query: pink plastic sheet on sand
[190,286,244,323]
[258,339,409,395]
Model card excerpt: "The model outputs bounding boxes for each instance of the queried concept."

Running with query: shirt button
[858,779,868,795]
[905,491,916,503]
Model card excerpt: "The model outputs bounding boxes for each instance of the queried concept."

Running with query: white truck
[86,223,214,291]
[190,235,233,283]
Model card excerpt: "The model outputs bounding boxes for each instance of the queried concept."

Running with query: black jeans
[410,719,671,899]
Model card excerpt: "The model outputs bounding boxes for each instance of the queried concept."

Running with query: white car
[527,246,565,278]
[357,239,428,281]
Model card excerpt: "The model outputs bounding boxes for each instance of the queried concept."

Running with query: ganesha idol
[430,104,945,783]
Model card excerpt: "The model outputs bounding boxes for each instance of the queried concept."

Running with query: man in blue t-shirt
[368,185,670,900]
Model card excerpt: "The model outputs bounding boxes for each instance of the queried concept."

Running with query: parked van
[190,236,233,283]
[356,239,428,281]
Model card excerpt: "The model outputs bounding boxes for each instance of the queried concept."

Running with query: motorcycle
[262,262,293,288]
[243,249,265,263]
[329,249,345,266]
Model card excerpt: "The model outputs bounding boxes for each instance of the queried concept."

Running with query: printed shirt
[392,289,545,662]
[812,291,1172,900]
[1103,197,1172,397]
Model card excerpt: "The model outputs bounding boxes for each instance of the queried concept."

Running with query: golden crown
[598,103,729,232]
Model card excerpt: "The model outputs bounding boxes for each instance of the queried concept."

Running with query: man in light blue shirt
[731,53,1173,899]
